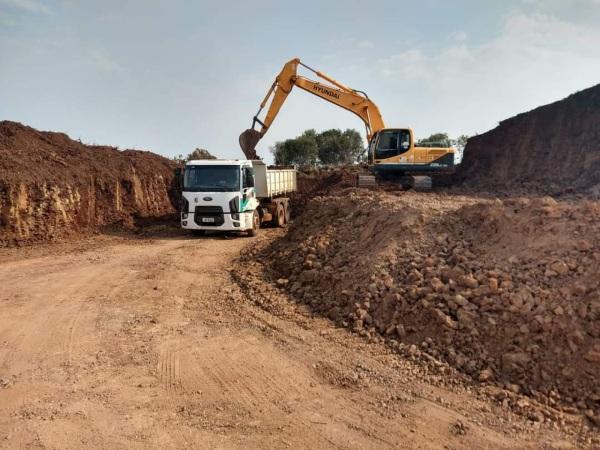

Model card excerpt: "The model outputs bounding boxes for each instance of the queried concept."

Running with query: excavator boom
[239,58,385,159]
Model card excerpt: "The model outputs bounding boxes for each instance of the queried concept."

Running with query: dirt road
[0,230,585,448]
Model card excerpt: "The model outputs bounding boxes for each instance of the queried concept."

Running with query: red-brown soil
[245,188,600,429]
[455,84,600,196]
[0,121,178,246]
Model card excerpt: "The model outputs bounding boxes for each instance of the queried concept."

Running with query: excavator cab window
[374,129,411,160]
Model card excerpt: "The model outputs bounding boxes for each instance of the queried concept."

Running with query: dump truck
[180,159,296,236]
[239,58,456,188]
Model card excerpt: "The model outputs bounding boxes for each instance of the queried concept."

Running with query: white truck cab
[180,159,296,236]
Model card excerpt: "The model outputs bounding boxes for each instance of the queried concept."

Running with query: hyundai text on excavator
[239,58,456,188]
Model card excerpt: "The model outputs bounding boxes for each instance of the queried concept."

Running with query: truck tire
[247,209,260,237]
[275,203,285,228]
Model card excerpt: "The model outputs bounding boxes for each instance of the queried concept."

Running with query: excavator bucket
[239,129,262,160]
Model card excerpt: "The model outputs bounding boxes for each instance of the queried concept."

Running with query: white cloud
[451,31,468,42]
[0,0,51,14]
[356,40,374,50]
[379,13,600,136]
[87,49,124,73]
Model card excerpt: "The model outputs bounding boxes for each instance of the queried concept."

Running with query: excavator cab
[370,129,412,163]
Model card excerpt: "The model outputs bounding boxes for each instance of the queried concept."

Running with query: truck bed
[252,160,297,198]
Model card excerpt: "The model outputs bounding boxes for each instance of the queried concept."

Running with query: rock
[356,308,368,320]
[276,278,289,286]
[328,306,341,321]
[454,294,469,307]
[576,303,588,319]
[478,368,494,381]
[459,274,479,289]
[549,261,569,276]
[507,384,520,394]
[583,349,600,364]
[408,344,419,356]
[395,324,407,338]
[528,410,544,422]
[502,351,531,372]
[575,239,592,251]
[540,196,558,206]
[300,269,319,284]
[434,309,457,329]
[430,277,445,293]
[385,324,396,335]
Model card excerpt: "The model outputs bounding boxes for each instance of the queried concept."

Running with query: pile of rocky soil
[456,84,600,196]
[242,189,600,424]
[0,121,178,246]
[291,166,361,216]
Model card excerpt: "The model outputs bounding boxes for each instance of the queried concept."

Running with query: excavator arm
[239,58,385,159]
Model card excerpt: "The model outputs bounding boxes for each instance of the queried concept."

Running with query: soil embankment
[245,189,600,425]
[0,121,178,246]
[456,84,600,196]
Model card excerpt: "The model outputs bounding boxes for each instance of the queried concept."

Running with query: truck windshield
[374,130,411,160]
[183,165,240,192]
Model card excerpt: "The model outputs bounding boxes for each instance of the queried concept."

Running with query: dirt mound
[249,190,600,422]
[291,166,363,216]
[0,121,178,246]
[456,84,600,196]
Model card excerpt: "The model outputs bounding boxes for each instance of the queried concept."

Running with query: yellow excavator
[239,58,456,187]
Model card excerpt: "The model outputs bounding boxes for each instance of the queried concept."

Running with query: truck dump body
[252,160,297,198]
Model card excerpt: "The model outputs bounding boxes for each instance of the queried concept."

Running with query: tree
[418,132,451,147]
[451,134,469,164]
[272,128,365,167]
[172,148,217,164]
[186,148,217,161]
[453,135,469,148]
[316,128,363,165]
[271,129,319,167]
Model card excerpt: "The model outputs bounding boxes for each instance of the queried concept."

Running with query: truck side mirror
[174,167,183,185]
[243,168,255,188]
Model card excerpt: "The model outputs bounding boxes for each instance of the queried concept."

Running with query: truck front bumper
[181,211,253,231]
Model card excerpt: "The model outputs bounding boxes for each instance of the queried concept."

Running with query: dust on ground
[236,187,600,443]
[0,222,596,448]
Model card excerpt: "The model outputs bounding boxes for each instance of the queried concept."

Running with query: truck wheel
[284,203,291,223]
[248,209,260,237]
[275,203,285,228]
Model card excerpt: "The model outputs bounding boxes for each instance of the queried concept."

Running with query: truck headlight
[181,212,188,220]
[231,213,240,221]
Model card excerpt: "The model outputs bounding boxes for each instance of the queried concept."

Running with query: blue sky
[1,0,600,161]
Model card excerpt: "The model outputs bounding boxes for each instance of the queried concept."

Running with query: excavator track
[356,173,434,191]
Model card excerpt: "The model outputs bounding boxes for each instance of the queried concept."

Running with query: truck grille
[194,206,224,226]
